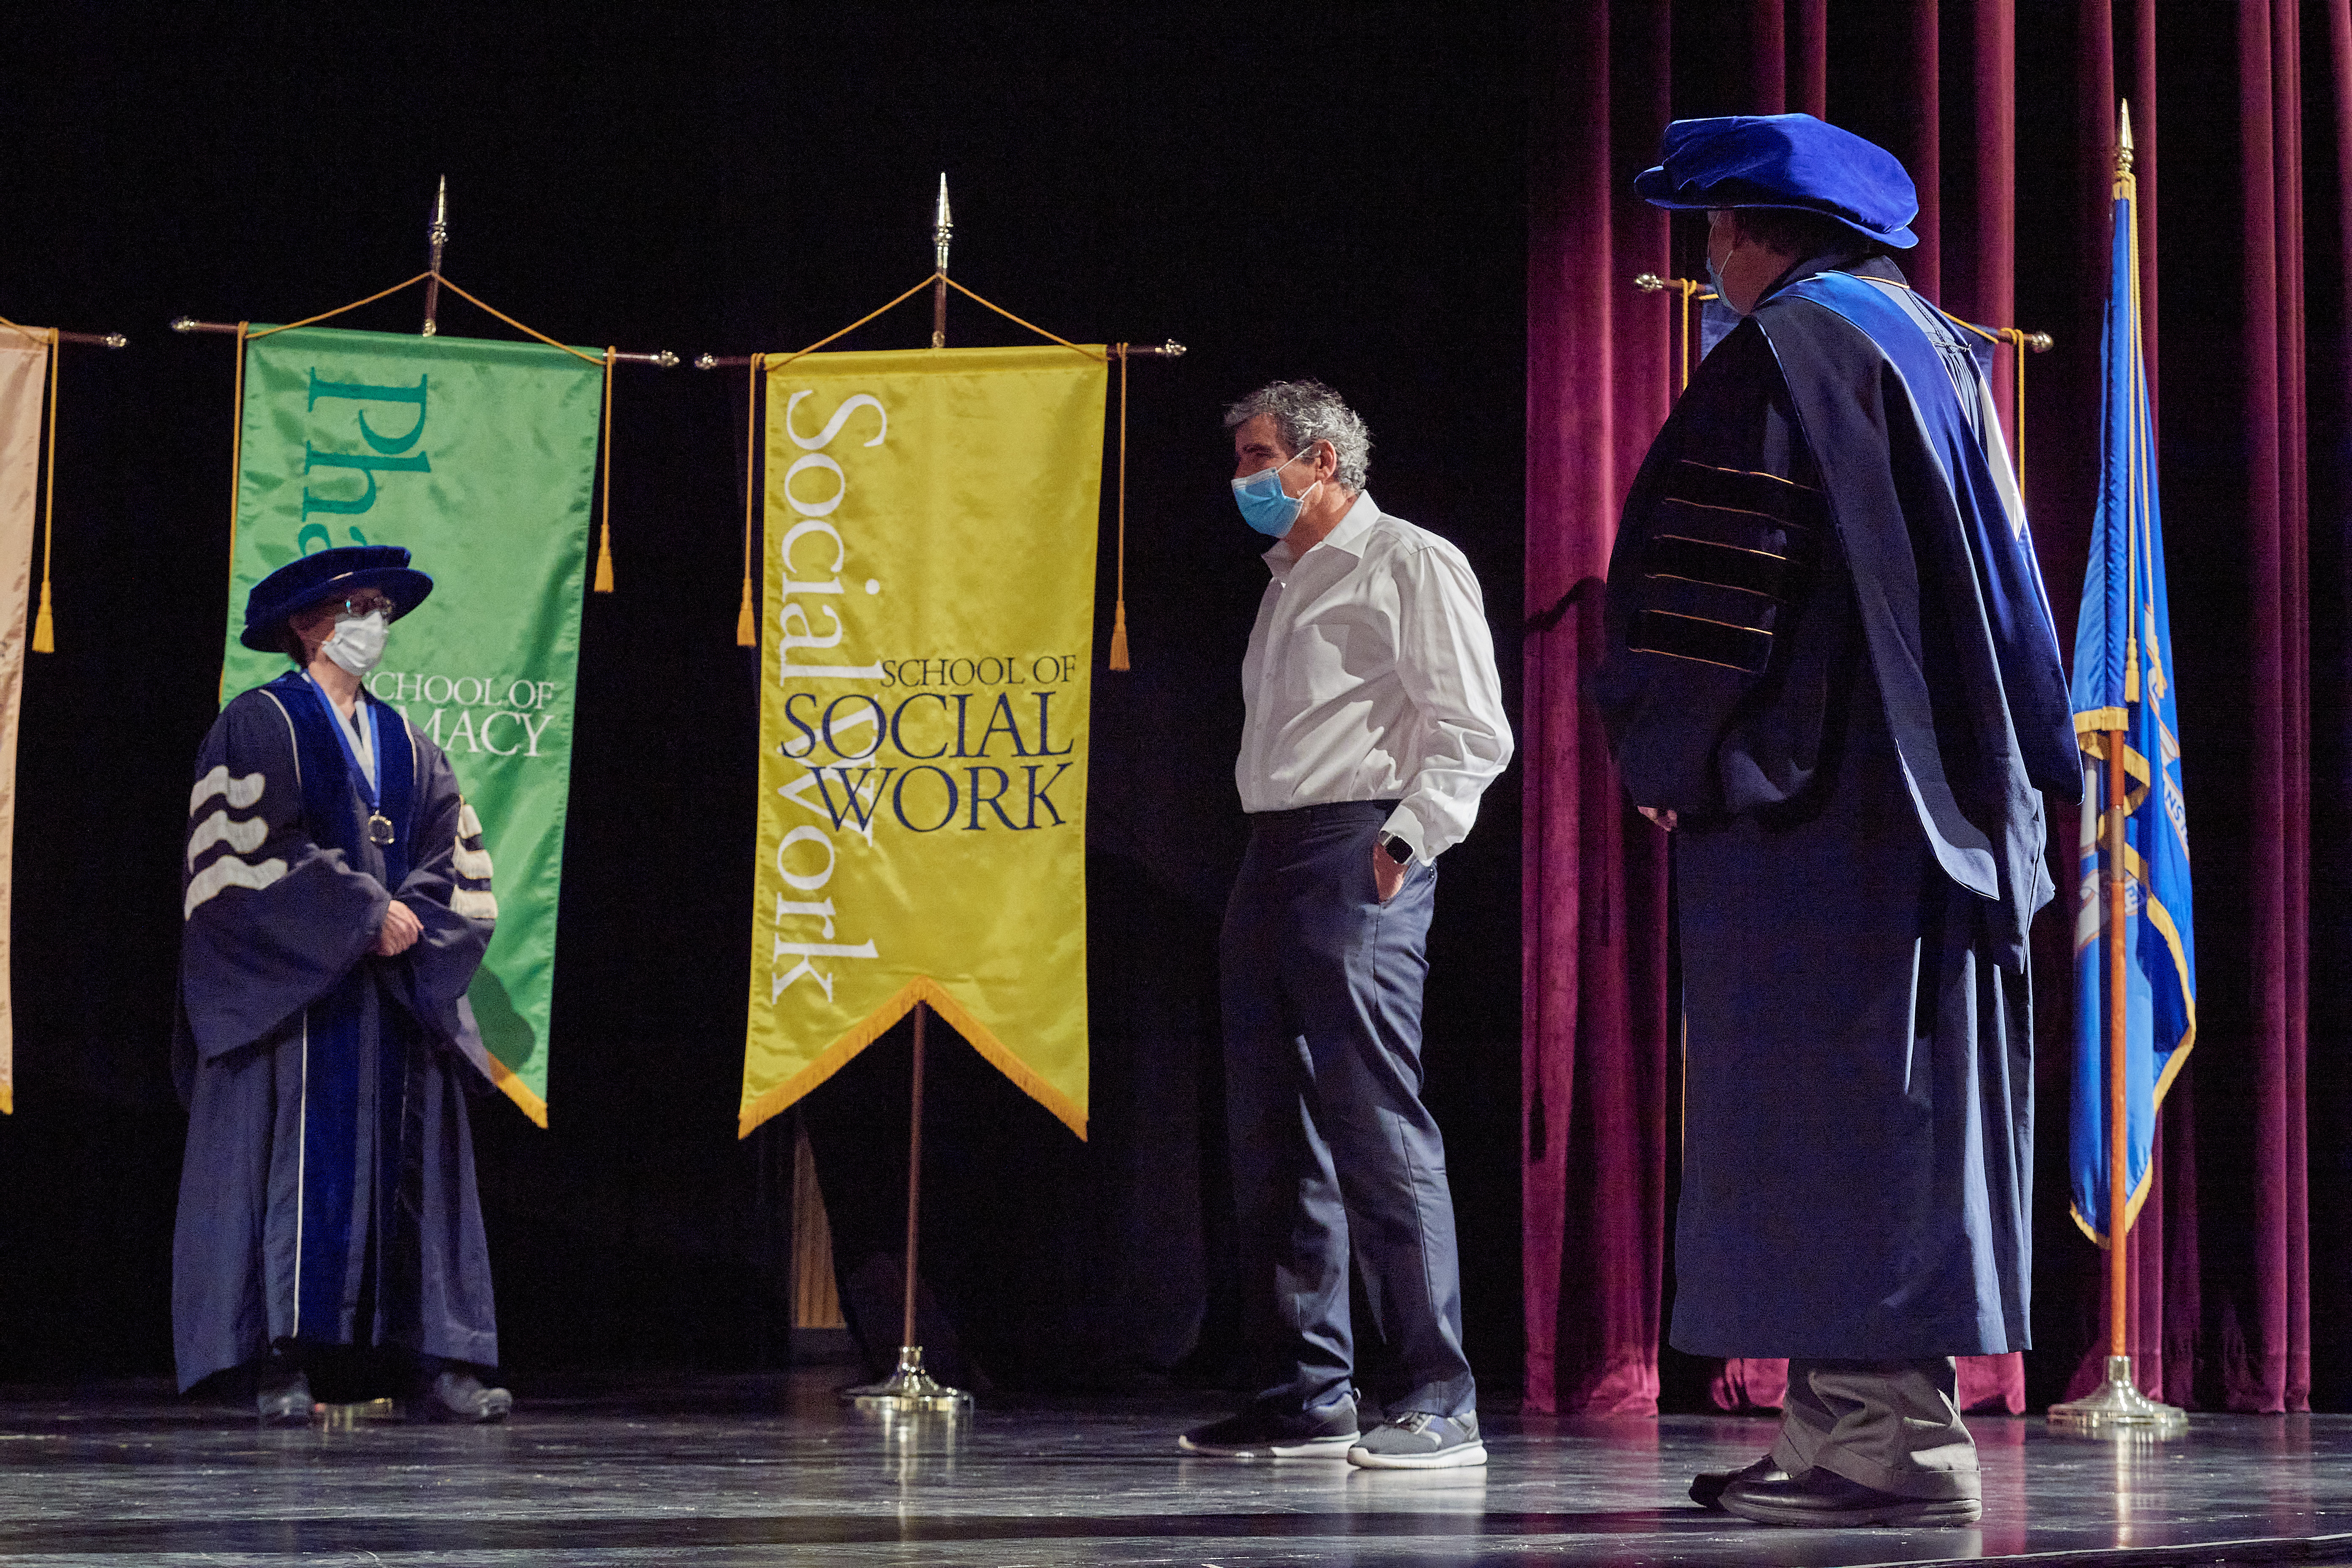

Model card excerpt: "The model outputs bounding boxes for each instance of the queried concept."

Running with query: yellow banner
[0,331,47,1116]
[740,344,1106,1140]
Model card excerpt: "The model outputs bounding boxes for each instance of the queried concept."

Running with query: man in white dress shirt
[1178,381,1512,1470]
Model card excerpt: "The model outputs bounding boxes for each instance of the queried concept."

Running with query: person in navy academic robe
[172,545,512,1423]
[1592,116,2080,1527]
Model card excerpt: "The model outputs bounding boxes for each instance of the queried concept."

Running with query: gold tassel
[1108,344,1132,671]
[740,353,762,648]
[593,348,616,592]
[32,330,59,653]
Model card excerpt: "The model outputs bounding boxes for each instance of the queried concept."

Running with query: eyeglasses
[327,592,396,618]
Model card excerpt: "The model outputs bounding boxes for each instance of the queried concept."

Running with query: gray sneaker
[1179,1399,1358,1459]
[1347,1410,1486,1469]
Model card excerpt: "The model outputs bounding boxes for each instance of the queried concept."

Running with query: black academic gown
[172,668,501,1392]
[1590,254,2079,1359]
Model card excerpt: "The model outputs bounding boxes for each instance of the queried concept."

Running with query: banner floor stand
[2047,708,2186,1436]
[842,1000,972,1413]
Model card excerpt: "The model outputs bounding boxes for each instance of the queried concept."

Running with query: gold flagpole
[2048,99,2186,1439]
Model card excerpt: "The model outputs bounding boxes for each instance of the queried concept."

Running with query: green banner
[219,325,603,1125]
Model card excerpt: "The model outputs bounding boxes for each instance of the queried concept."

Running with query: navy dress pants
[1220,800,1475,1419]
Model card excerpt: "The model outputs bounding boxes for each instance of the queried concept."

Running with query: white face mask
[321,611,389,676]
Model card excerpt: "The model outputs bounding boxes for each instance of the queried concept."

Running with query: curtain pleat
[1522,0,1674,1416]
[2308,0,2352,1414]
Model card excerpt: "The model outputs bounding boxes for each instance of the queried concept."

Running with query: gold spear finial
[934,174,954,276]
[2118,100,2135,176]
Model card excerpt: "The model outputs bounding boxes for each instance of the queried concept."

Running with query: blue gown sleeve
[177,690,392,1068]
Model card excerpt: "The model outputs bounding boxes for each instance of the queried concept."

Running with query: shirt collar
[1261,490,1379,579]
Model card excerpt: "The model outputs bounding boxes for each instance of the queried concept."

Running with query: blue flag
[2068,171,2196,1247]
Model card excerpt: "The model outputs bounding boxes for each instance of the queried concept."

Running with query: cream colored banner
[0,333,51,1115]
[740,344,1106,1139]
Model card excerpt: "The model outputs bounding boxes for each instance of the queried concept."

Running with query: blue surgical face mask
[1230,449,1321,538]
[1705,255,1737,317]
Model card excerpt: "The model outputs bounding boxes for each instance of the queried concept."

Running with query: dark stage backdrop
[0,5,1529,1390]
[1527,0,2352,1418]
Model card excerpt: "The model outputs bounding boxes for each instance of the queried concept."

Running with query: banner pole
[2106,726,2131,1361]
[930,174,953,350]
[844,178,976,1414]
[172,316,675,366]
[901,1002,928,1350]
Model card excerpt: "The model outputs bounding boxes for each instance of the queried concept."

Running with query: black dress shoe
[1689,1454,1785,1510]
[408,1369,514,1424]
[1721,1467,1982,1527]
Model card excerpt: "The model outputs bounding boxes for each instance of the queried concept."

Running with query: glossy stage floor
[1,1368,2348,1566]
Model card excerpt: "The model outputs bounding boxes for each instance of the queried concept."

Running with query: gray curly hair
[1223,379,1372,492]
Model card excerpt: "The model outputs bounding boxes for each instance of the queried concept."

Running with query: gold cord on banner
[1108,345,1131,670]
[244,272,433,341]
[2004,328,2031,487]
[941,276,1109,362]
[244,270,605,366]
[593,348,616,593]
[738,353,763,648]
[427,275,604,366]
[218,323,250,703]
[0,315,63,653]
[761,277,945,377]
[32,329,57,653]
[1680,279,1704,391]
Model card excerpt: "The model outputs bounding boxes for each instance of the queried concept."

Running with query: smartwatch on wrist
[1379,834,1416,869]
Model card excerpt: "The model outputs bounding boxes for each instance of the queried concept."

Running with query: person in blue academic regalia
[172,545,512,1423]
[1592,116,2080,1527]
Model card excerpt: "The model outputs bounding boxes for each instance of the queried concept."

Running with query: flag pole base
[2048,1356,2188,1437]
[844,1346,972,1413]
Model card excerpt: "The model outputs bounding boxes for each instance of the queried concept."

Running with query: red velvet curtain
[1523,0,2349,1416]
[1521,0,1674,1417]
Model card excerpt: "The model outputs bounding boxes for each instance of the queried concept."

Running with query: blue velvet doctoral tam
[1591,254,2078,1358]
[172,669,501,1391]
